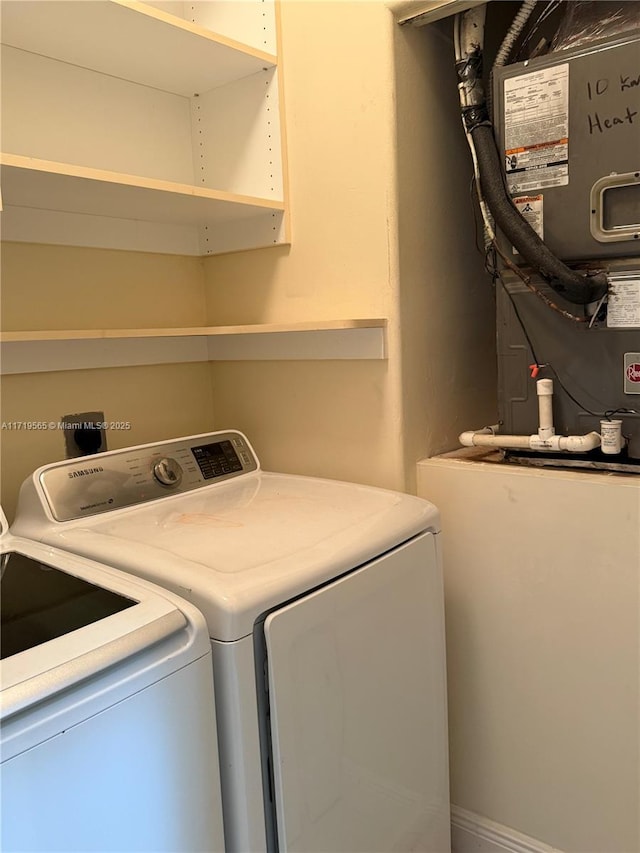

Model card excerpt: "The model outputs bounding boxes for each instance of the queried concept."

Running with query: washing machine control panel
[38,431,259,521]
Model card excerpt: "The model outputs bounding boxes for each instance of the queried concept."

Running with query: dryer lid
[37,472,440,641]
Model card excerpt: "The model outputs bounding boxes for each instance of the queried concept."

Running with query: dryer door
[264,532,450,853]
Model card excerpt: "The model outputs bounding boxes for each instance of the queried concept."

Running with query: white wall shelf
[0,155,286,256]
[0,0,288,256]
[0,0,276,96]
[0,321,388,374]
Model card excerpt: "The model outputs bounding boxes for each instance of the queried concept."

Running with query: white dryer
[1,509,225,853]
[12,430,450,853]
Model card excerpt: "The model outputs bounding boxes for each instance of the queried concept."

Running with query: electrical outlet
[61,411,108,458]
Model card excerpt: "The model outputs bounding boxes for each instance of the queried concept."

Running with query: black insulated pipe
[470,120,609,305]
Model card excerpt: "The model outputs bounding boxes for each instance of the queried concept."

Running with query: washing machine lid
[19,472,439,641]
[1,549,136,659]
[0,531,208,725]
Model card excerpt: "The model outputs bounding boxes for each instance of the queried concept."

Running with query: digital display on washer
[191,440,243,480]
[0,552,136,659]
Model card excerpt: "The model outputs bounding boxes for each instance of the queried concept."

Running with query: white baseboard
[451,805,564,853]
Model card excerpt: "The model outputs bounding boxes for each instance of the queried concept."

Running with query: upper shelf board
[0,0,276,97]
[0,155,285,226]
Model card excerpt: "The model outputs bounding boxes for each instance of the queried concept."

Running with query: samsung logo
[68,466,104,479]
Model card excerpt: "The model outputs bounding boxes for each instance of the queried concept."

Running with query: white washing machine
[12,430,450,853]
[1,508,225,853]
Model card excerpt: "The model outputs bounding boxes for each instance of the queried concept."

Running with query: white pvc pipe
[536,378,554,440]
[459,379,605,454]
[459,432,537,450]
[459,430,602,453]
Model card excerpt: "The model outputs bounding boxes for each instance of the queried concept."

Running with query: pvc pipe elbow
[458,426,500,446]
[556,432,601,452]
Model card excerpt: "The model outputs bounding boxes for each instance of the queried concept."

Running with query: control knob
[153,457,183,487]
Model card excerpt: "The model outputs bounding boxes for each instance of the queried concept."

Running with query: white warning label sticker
[608,277,640,328]
[504,64,569,194]
[512,195,544,253]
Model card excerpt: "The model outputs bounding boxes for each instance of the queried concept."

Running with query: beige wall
[1,242,206,330]
[418,452,640,852]
[204,1,496,491]
[0,243,214,521]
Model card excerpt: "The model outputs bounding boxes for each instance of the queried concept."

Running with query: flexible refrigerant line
[493,0,538,69]
[488,0,538,117]
[455,9,587,319]
[454,4,609,307]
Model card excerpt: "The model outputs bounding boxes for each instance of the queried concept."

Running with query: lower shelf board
[0,321,387,374]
